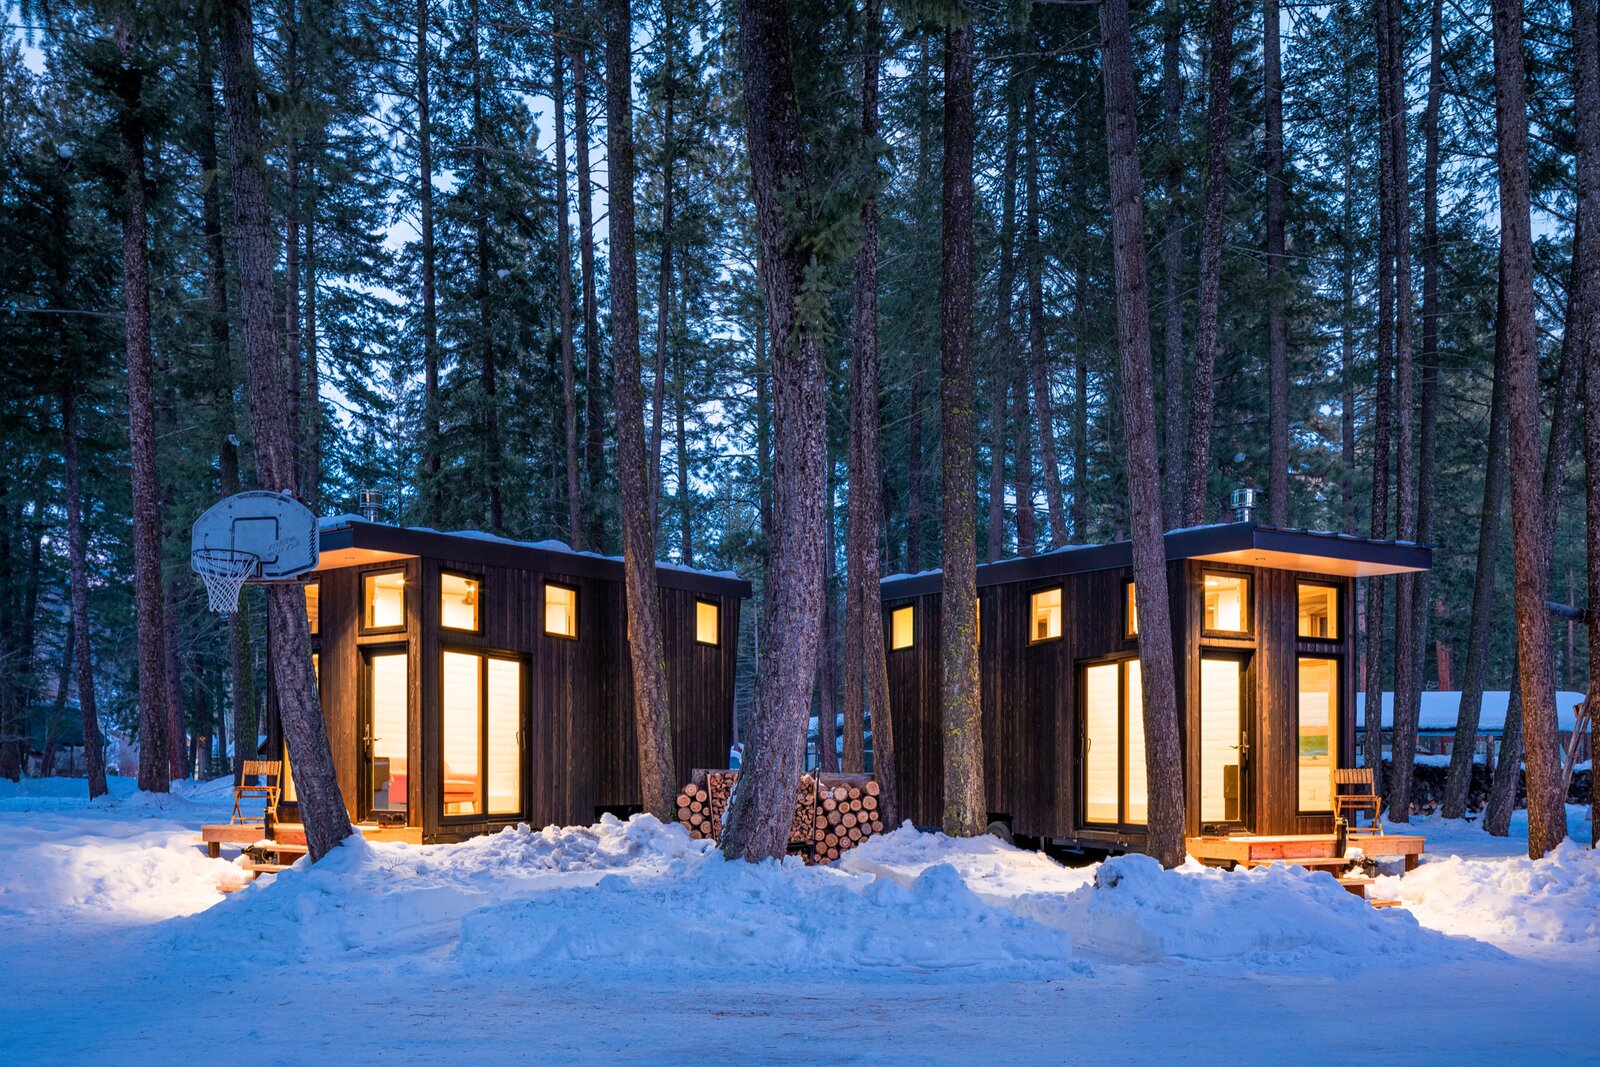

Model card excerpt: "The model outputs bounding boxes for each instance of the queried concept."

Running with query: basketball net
[193,548,260,614]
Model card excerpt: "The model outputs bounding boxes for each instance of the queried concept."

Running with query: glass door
[364,651,409,819]
[1198,655,1248,831]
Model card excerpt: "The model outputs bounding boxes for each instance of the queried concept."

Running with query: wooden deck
[1187,831,1425,907]
[201,819,424,890]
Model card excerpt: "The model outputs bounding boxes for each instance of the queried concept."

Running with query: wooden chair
[231,760,282,825]
[1332,768,1382,836]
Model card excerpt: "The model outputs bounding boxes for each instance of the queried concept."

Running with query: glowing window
[363,570,406,631]
[1030,588,1062,643]
[695,600,720,646]
[1202,573,1249,633]
[890,606,914,650]
[305,581,320,635]
[1125,581,1137,637]
[441,573,481,632]
[1298,657,1338,812]
[1298,583,1339,639]
[441,650,521,819]
[1083,658,1146,828]
[545,583,578,639]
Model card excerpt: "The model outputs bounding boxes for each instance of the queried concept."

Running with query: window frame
[360,567,409,635]
[1295,654,1340,815]
[694,598,721,647]
[1078,654,1147,832]
[1028,586,1064,645]
[1199,570,1253,637]
[437,645,527,825]
[542,581,580,641]
[304,579,321,636]
[439,569,485,635]
[889,605,915,651]
[1295,581,1342,642]
[1123,579,1138,639]
[356,644,410,821]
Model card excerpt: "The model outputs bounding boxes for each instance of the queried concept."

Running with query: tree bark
[63,385,108,798]
[217,0,351,859]
[1160,0,1185,528]
[1100,0,1186,869]
[1491,0,1565,858]
[719,0,829,861]
[603,0,677,822]
[1264,0,1289,527]
[940,20,983,837]
[988,65,1022,563]
[418,0,441,523]
[817,495,839,773]
[116,10,171,794]
[553,31,584,549]
[1574,0,1600,849]
[468,0,501,531]
[574,19,606,549]
[1025,89,1067,546]
[164,580,186,781]
[649,0,676,522]
[844,0,896,823]
[1181,0,1235,525]
[220,437,257,779]
[1485,652,1524,836]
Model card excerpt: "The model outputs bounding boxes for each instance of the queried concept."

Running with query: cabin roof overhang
[313,518,753,598]
[879,522,1431,599]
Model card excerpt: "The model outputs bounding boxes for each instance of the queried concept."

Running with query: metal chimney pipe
[360,488,384,523]
[1230,487,1260,523]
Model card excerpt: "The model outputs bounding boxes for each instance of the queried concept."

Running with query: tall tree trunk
[649,0,676,519]
[575,21,607,549]
[719,0,829,861]
[217,0,351,859]
[62,385,108,798]
[1181,0,1235,525]
[164,581,186,781]
[116,10,171,794]
[418,0,441,522]
[988,71,1021,563]
[553,32,584,549]
[940,19,983,836]
[1160,0,1185,528]
[844,0,896,821]
[302,187,322,504]
[1026,90,1067,546]
[282,0,302,486]
[1491,0,1565,858]
[1485,650,1524,836]
[603,0,676,821]
[1264,0,1289,526]
[220,437,257,778]
[1101,0,1186,869]
[817,493,839,773]
[1339,119,1358,534]
[1442,265,1509,818]
[468,0,501,531]
[906,371,925,571]
[1574,0,1600,849]
[675,329,694,565]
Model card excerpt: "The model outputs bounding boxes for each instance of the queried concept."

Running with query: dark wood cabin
[268,517,750,842]
[879,522,1431,853]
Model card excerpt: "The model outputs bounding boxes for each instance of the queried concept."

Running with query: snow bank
[1378,840,1600,946]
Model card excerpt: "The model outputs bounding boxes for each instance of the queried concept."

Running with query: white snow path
[1,778,1596,1065]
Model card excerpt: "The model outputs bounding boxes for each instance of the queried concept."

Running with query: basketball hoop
[193,548,261,615]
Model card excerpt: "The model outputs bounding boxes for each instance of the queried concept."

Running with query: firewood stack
[675,769,884,863]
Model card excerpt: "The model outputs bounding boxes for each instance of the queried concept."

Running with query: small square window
[1203,573,1249,633]
[1298,583,1339,639]
[441,573,481,632]
[890,605,914,650]
[1030,587,1062,643]
[1125,581,1137,637]
[305,580,320,635]
[695,600,720,646]
[545,583,578,639]
[363,570,406,631]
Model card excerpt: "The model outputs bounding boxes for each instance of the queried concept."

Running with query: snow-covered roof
[1354,690,1587,732]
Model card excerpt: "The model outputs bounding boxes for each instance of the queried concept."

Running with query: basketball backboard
[191,491,320,581]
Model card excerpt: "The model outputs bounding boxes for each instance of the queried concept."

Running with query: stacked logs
[674,769,883,863]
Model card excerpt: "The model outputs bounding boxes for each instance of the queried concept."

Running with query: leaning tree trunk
[940,19,984,837]
[719,0,829,862]
[1574,0,1600,848]
[1181,0,1235,525]
[217,0,351,860]
[116,10,171,794]
[1101,0,1186,869]
[1492,0,1565,859]
[603,0,676,821]
[1264,0,1289,527]
[62,385,108,799]
[844,0,897,825]
[1485,656,1525,836]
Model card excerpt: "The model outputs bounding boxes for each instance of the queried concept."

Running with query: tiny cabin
[879,522,1431,853]
[268,517,750,842]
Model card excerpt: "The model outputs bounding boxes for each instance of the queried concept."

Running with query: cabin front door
[362,650,410,821]
[1198,655,1249,833]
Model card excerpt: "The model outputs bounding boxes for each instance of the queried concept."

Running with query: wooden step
[1337,875,1374,899]
[239,859,293,875]
[1369,898,1402,909]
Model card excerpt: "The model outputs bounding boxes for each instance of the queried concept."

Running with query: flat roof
[880,522,1431,598]
[313,516,753,598]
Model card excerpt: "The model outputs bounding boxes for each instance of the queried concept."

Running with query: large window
[441,650,522,818]
[1298,583,1339,639]
[441,572,481,632]
[1030,587,1063,643]
[363,570,406,631]
[696,600,720,646]
[1202,573,1250,634]
[1298,657,1338,812]
[544,582,578,639]
[1082,659,1147,827]
[368,652,409,814]
[1199,656,1245,825]
[305,581,320,635]
[890,605,914,650]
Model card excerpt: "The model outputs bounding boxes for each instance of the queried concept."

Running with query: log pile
[674,769,883,863]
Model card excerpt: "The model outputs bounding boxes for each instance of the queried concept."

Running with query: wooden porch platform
[1187,831,1426,907]
[202,819,424,891]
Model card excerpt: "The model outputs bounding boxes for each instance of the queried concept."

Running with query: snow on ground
[2,779,1597,1064]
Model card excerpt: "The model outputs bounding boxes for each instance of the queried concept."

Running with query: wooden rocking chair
[231,760,282,825]
[1332,767,1382,836]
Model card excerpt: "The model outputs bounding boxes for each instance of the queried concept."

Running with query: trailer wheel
[986,820,1014,845]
